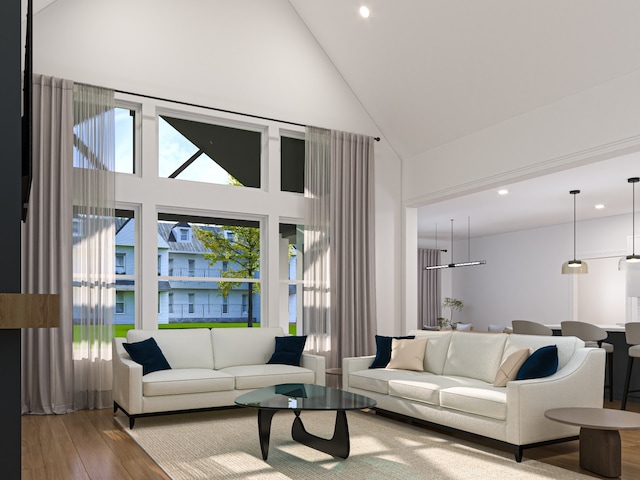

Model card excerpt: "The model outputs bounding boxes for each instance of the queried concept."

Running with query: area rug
[116,409,591,480]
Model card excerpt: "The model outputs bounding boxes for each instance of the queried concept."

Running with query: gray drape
[21,75,75,414]
[304,128,377,368]
[329,130,376,367]
[303,127,332,356]
[418,249,441,329]
[72,83,115,410]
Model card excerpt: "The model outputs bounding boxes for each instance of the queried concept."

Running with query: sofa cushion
[370,335,415,368]
[142,368,235,396]
[123,337,171,375]
[349,368,428,395]
[442,332,508,383]
[267,335,307,366]
[388,375,486,406]
[516,345,558,380]
[410,330,453,374]
[440,383,507,420]
[127,329,214,370]
[493,348,530,387]
[220,364,315,390]
[503,334,582,370]
[211,327,284,369]
[387,337,428,371]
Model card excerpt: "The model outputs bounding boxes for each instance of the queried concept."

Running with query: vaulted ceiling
[28,0,640,240]
[289,0,640,240]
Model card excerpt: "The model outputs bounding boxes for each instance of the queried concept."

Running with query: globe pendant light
[561,190,588,274]
[626,177,640,264]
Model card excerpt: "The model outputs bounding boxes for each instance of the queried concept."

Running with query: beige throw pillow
[386,337,428,371]
[493,348,531,387]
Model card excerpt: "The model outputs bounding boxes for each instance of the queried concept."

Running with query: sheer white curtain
[22,75,75,414]
[72,83,115,410]
[303,127,377,368]
[303,127,332,355]
[329,130,376,367]
[418,249,441,328]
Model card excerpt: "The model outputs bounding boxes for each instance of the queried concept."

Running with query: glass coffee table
[235,383,376,460]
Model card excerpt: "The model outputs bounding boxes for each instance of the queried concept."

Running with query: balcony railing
[166,303,250,318]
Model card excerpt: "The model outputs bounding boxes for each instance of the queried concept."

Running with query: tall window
[281,135,304,193]
[157,214,261,328]
[114,212,136,337]
[114,94,305,333]
[158,114,261,187]
[280,223,303,335]
[115,106,136,174]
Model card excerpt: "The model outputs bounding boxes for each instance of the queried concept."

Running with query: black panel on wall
[0,0,25,478]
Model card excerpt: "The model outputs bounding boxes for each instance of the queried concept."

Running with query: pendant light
[626,177,640,263]
[561,190,588,274]
[424,218,486,270]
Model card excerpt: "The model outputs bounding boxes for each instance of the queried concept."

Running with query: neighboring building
[115,220,274,325]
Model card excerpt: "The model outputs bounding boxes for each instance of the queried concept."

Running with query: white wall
[32,0,402,335]
[403,70,640,207]
[404,67,640,332]
[445,214,633,330]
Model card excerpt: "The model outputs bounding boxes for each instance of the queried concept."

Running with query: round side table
[545,407,640,478]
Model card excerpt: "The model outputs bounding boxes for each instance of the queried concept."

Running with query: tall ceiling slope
[289,0,640,161]
[28,0,380,138]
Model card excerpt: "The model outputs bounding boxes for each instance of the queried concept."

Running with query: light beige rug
[117,408,591,480]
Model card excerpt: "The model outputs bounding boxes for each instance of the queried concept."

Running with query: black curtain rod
[114,89,381,142]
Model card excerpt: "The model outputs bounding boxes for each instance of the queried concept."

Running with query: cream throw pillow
[493,348,531,387]
[386,337,428,371]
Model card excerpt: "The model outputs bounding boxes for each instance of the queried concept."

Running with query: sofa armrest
[342,355,375,391]
[301,352,326,386]
[505,347,605,445]
[112,338,144,415]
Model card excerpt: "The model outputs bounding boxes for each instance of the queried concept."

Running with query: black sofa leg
[129,416,136,429]
[515,446,523,462]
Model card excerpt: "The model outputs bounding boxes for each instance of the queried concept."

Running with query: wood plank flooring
[22,400,640,479]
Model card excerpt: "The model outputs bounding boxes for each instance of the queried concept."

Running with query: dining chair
[511,320,553,336]
[561,321,613,402]
[621,322,640,410]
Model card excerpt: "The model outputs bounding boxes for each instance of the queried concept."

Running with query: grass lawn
[112,322,296,338]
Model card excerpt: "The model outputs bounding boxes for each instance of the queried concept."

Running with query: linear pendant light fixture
[626,177,640,263]
[424,218,486,270]
[561,189,588,274]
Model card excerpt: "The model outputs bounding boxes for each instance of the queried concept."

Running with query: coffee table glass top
[235,383,376,411]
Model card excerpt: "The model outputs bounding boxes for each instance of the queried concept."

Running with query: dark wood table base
[257,409,350,460]
[580,427,621,478]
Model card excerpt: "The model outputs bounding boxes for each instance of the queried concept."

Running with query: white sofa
[343,330,605,461]
[113,327,325,428]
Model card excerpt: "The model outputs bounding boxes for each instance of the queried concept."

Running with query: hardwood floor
[22,400,640,479]
[22,408,169,480]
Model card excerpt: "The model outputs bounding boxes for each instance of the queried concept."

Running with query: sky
[114,107,232,185]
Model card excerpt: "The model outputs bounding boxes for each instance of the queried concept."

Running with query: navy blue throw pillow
[369,335,416,369]
[516,345,558,380]
[267,336,307,366]
[123,337,171,376]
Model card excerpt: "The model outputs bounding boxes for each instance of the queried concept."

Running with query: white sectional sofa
[343,330,605,461]
[113,327,325,428]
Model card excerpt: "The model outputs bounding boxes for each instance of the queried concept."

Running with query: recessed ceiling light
[595,204,605,209]
[498,189,509,195]
[359,6,370,18]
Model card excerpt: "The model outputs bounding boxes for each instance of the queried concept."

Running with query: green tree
[194,225,260,327]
